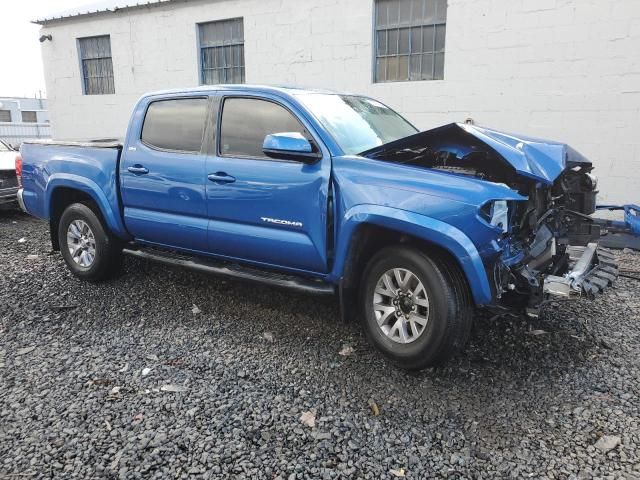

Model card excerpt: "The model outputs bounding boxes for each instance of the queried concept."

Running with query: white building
[36,0,640,203]
[0,96,51,147]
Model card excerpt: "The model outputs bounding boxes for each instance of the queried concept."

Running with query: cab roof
[144,84,350,99]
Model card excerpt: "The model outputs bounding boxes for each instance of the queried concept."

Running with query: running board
[122,247,335,295]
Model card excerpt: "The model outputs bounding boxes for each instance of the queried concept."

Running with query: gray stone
[594,435,621,453]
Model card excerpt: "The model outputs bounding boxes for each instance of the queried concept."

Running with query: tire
[58,202,122,281]
[360,246,473,370]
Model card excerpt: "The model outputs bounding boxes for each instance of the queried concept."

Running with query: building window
[199,18,245,85]
[0,110,11,122]
[21,111,37,123]
[374,0,447,82]
[78,35,115,95]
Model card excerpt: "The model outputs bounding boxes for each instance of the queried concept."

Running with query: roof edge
[33,0,175,25]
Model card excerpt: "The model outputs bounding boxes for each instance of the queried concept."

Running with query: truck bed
[19,140,127,237]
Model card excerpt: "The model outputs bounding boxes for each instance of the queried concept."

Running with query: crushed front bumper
[543,243,618,299]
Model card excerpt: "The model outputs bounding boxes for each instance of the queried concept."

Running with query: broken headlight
[585,172,597,190]
[479,200,510,233]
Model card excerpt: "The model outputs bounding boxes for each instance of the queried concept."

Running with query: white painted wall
[39,0,640,203]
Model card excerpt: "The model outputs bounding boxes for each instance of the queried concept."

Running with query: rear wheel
[58,203,122,281]
[361,246,473,370]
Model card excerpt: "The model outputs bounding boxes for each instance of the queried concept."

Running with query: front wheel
[360,246,473,370]
[58,202,122,281]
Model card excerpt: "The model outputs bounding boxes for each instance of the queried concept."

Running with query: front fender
[46,174,128,238]
[330,204,494,305]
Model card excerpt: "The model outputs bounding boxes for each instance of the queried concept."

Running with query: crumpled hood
[459,123,589,184]
[361,123,589,185]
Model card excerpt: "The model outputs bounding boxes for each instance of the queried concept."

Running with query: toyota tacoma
[17,85,617,369]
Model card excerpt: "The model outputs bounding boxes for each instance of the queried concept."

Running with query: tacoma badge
[261,217,303,228]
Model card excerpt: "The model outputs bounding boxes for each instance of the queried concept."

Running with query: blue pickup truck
[17,85,617,369]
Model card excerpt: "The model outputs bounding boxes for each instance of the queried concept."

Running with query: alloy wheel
[66,219,96,268]
[372,268,430,344]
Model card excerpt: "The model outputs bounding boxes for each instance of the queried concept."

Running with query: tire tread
[58,203,122,282]
[360,245,474,370]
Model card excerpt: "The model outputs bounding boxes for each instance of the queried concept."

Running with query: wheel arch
[333,206,494,321]
[46,175,128,250]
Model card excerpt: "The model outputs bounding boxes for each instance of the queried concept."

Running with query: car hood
[361,123,589,185]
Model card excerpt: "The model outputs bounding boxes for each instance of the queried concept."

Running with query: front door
[205,95,331,273]
[121,96,210,252]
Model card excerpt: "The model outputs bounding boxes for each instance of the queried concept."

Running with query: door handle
[208,172,236,183]
[127,165,149,175]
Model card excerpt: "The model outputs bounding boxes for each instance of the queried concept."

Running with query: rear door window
[141,98,208,153]
[220,97,306,158]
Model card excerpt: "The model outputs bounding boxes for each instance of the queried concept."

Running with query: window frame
[372,0,447,83]
[21,111,38,123]
[139,96,210,155]
[216,95,323,163]
[0,110,12,122]
[77,34,115,95]
[197,18,245,86]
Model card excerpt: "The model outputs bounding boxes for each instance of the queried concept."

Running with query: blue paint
[459,123,584,185]
[19,143,129,238]
[596,204,640,236]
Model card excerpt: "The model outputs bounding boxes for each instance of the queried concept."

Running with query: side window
[220,97,307,158]
[141,98,208,153]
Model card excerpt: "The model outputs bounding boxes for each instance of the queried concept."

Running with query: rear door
[205,94,331,273]
[120,96,210,252]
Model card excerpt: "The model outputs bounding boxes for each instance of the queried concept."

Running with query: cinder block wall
[40,0,640,203]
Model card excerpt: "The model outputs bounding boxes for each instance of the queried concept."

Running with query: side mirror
[262,132,321,163]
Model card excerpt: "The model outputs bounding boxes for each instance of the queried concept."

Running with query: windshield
[298,94,418,155]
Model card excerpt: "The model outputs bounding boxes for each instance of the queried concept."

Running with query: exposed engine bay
[362,123,618,314]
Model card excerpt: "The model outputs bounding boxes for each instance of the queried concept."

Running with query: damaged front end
[495,160,618,316]
[362,123,618,314]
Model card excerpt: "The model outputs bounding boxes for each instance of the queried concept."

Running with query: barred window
[0,110,11,122]
[374,0,447,82]
[21,111,37,123]
[199,18,245,85]
[78,35,115,95]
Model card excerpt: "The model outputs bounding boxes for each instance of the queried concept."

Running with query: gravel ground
[1,208,639,479]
